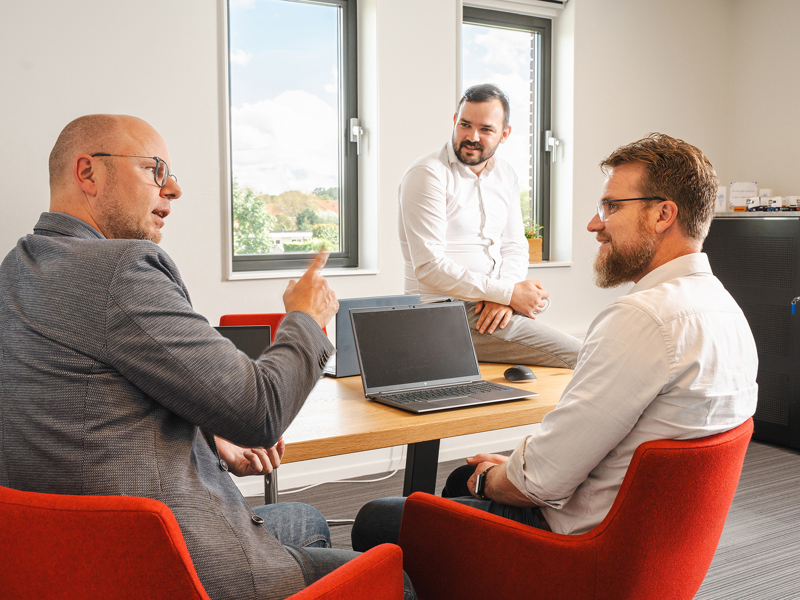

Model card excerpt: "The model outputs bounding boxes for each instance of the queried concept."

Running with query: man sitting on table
[351,132,758,547]
[0,114,415,600]
[398,83,581,368]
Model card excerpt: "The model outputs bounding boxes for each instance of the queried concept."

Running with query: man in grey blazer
[0,115,415,600]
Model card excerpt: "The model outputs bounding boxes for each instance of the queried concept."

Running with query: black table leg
[403,439,441,496]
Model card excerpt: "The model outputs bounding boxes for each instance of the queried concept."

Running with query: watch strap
[476,464,497,500]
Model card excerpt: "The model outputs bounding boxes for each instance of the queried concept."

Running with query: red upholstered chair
[219,313,326,344]
[0,487,403,600]
[398,418,754,600]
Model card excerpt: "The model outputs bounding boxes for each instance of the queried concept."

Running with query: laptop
[324,294,421,378]
[350,302,536,413]
[214,325,271,359]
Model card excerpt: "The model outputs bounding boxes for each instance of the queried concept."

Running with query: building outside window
[227,0,358,272]
[462,7,552,259]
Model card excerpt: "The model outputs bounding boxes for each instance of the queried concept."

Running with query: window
[462,7,552,259]
[227,0,358,272]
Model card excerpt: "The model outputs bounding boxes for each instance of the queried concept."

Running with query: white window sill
[527,261,572,269]
[227,267,380,281]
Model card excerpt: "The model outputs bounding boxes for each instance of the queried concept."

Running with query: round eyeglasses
[596,197,665,222]
[90,153,178,188]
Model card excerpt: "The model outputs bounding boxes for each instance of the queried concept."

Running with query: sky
[229,0,537,199]
[463,24,537,200]
[229,0,340,195]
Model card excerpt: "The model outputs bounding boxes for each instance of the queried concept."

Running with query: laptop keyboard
[385,381,509,404]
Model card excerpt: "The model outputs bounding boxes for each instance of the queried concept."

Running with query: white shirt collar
[629,252,713,295]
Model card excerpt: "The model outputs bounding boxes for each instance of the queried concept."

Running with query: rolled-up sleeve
[505,303,669,506]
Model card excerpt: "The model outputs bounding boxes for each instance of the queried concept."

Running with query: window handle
[545,130,560,163]
[350,117,364,155]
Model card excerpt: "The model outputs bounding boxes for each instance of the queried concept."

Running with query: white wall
[0,0,793,493]
[727,0,800,195]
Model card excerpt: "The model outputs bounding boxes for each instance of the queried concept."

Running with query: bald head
[48,114,152,192]
[47,114,180,243]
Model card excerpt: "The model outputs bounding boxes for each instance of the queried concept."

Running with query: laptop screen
[214,325,271,360]
[351,303,480,390]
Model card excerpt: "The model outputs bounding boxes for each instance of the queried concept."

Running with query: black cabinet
[704,215,800,449]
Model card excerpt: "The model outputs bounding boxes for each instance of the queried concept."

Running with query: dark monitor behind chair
[326,294,421,378]
[214,325,271,360]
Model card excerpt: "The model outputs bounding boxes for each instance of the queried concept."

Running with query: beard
[102,207,161,243]
[452,137,501,166]
[593,212,655,288]
[96,171,162,243]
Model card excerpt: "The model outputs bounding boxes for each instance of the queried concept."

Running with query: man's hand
[509,280,549,319]
[215,436,285,477]
[465,454,536,507]
[475,301,514,334]
[283,252,339,328]
[466,453,510,467]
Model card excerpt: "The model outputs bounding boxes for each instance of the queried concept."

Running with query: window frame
[462,7,553,261]
[226,0,359,273]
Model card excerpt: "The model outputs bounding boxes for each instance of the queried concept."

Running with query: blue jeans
[254,502,416,600]
[351,464,546,552]
[253,502,332,548]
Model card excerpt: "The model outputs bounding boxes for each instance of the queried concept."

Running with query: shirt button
[252,514,265,525]
[219,459,228,472]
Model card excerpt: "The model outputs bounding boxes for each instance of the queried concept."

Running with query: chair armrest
[398,493,598,600]
[288,544,404,600]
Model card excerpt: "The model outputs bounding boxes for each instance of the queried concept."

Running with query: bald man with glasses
[0,114,415,600]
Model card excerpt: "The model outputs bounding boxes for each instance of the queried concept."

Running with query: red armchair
[0,487,403,600]
[219,313,326,344]
[398,418,753,600]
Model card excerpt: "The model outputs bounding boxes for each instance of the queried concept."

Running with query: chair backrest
[219,313,326,344]
[219,313,286,343]
[0,487,211,600]
[593,418,754,600]
[0,487,403,600]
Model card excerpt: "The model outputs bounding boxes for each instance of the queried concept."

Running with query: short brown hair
[599,133,718,241]
[457,84,510,128]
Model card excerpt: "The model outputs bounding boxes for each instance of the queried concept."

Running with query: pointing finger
[308,251,330,273]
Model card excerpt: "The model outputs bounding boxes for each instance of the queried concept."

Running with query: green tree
[273,190,317,220]
[311,223,339,250]
[313,187,339,202]
[296,208,320,231]
[272,213,294,232]
[519,189,532,224]
[232,179,275,255]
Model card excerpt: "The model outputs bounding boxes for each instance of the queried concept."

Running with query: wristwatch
[474,465,497,500]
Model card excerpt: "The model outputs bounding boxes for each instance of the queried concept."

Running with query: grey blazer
[0,213,334,600]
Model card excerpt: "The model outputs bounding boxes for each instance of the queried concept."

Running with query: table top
[281,363,573,464]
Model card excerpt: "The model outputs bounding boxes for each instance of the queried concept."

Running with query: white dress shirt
[398,143,529,304]
[505,253,758,535]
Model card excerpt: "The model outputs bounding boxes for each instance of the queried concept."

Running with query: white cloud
[231,90,339,195]
[474,29,531,74]
[230,48,254,67]
[323,65,338,94]
[463,27,537,188]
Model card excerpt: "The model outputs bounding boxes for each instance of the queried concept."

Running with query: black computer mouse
[504,365,537,382]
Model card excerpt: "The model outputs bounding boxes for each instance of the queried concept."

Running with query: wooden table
[264,364,572,503]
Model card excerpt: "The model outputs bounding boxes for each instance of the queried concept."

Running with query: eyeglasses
[90,153,178,188]
[596,197,665,222]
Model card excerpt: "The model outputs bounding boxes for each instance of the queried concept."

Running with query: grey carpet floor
[247,440,800,599]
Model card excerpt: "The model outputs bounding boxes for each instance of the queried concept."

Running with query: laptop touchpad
[428,396,473,408]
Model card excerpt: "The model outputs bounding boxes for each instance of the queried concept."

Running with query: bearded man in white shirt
[352,132,758,547]
[398,83,581,368]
